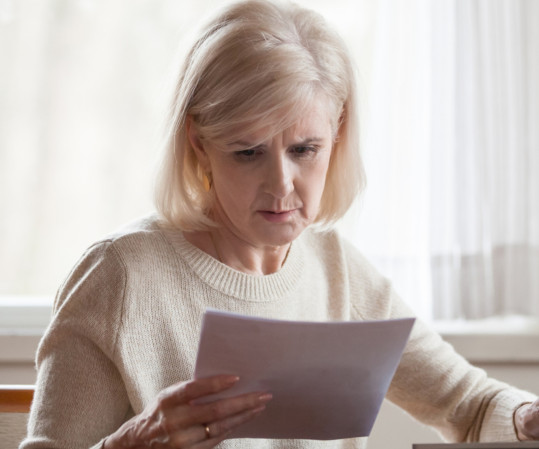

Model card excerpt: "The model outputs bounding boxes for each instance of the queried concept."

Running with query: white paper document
[194,310,415,440]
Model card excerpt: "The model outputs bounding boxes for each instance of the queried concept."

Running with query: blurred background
[1,0,538,323]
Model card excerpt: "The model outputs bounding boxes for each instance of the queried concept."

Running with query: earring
[203,172,212,192]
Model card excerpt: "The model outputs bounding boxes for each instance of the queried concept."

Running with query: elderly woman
[21,1,539,448]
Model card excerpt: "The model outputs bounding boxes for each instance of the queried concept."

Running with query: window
[1,0,538,328]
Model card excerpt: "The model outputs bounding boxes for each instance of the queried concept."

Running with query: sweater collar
[161,227,306,302]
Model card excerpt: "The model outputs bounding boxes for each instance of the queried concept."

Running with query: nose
[263,153,294,199]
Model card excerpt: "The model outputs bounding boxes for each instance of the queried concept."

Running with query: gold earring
[203,172,212,192]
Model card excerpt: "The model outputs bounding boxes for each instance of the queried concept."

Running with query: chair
[0,385,34,449]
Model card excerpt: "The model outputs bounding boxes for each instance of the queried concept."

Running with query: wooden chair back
[0,385,34,449]
[0,385,34,413]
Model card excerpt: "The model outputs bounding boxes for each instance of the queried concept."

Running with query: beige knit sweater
[20,215,535,449]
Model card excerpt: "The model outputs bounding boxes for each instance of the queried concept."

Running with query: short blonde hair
[155,0,364,230]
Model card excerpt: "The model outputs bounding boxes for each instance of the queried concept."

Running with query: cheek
[214,173,256,213]
[312,156,332,192]
[301,160,332,208]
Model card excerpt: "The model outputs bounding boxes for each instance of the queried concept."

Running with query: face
[193,98,334,250]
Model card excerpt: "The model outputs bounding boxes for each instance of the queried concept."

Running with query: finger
[189,406,267,449]
[183,392,273,427]
[160,375,240,408]
[191,433,229,449]
[167,422,211,448]
[206,404,267,438]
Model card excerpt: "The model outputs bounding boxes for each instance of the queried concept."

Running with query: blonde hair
[155,0,364,230]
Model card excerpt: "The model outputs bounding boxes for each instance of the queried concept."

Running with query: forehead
[277,100,334,142]
[219,95,336,146]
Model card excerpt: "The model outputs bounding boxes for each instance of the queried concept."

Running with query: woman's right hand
[103,375,272,448]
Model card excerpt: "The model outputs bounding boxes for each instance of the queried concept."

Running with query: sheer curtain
[344,0,539,321]
[1,0,537,323]
[0,0,376,299]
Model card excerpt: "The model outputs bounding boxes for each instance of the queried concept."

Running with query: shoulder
[54,214,170,311]
[80,214,176,268]
[300,226,388,291]
[300,226,381,275]
[301,227,411,320]
[99,213,167,249]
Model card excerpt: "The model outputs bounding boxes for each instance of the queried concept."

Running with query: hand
[104,375,272,448]
[515,398,539,440]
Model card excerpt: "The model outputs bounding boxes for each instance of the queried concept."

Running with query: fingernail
[224,376,240,385]
[252,405,266,414]
[258,393,273,403]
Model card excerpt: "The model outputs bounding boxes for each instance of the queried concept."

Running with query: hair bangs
[204,84,323,148]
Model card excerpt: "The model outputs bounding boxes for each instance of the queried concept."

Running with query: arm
[343,244,536,442]
[21,241,132,448]
[384,296,537,442]
[22,241,271,449]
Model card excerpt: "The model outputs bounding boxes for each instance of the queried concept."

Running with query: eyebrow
[227,137,324,148]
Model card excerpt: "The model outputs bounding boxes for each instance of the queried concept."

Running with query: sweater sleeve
[387,307,536,442]
[20,241,131,449]
[344,242,536,443]
[380,289,536,442]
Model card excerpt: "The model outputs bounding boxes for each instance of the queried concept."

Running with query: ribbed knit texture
[20,215,536,449]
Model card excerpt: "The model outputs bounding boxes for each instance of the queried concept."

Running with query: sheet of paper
[194,310,415,440]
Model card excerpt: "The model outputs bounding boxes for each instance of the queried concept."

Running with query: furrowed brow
[296,137,324,144]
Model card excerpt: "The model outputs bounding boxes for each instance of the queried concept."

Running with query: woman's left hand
[515,398,539,440]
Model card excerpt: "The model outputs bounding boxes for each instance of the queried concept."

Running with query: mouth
[258,209,296,223]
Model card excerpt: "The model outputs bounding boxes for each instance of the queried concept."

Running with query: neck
[211,229,291,275]
[184,229,291,276]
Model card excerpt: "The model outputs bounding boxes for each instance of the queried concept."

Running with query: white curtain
[0,0,376,298]
[345,0,539,320]
[2,0,537,323]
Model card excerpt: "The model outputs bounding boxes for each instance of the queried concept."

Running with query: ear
[186,116,211,172]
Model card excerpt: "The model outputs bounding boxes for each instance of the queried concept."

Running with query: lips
[258,209,296,223]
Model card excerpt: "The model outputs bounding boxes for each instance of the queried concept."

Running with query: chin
[257,224,306,247]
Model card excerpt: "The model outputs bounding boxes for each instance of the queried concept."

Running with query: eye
[233,148,259,161]
[291,145,318,158]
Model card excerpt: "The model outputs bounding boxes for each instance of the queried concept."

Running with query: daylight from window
[1,0,538,323]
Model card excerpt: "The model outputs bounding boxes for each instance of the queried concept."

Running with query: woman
[21,1,539,448]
